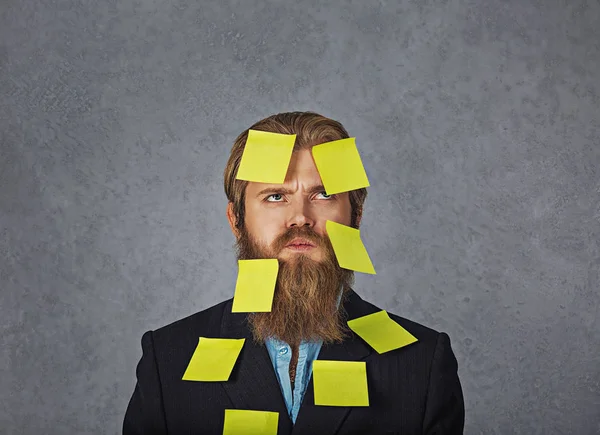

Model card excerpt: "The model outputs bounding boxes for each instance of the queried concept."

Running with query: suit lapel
[292,290,377,435]
[219,300,294,434]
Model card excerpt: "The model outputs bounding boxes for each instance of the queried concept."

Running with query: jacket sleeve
[123,330,168,435]
[422,332,465,435]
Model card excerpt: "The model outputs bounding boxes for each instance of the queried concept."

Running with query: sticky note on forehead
[235,129,297,183]
[313,360,369,406]
[232,259,279,313]
[348,310,418,354]
[311,137,370,195]
[326,220,376,274]
[223,409,279,435]
[182,337,245,381]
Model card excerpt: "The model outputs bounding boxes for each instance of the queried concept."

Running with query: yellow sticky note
[311,137,370,195]
[313,360,369,406]
[326,220,376,274]
[235,130,296,183]
[348,310,418,354]
[182,337,245,381]
[232,259,279,313]
[222,409,279,435]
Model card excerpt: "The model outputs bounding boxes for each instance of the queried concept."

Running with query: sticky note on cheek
[313,360,369,406]
[348,310,418,354]
[182,337,245,381]
[235,129,296,183]
[326,220,376,274]
[311,137,370,195]
[232,259,279,313]
[222,409,279,435]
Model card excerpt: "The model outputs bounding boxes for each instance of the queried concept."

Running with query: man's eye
[266,194,283,201]
[265,192,333,202]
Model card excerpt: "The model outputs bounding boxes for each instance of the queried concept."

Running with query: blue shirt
[265,337,322,423]
[265,289,343,424]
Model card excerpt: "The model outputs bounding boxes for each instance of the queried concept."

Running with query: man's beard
[234,224,355,346]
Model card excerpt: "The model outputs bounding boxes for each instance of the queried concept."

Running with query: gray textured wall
[1,0,599,434]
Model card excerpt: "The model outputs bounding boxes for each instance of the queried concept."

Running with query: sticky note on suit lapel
[235,129,296,183]
[222,409,279,434]
[311,137,370,195]
[326,220,376,274]
[182,337,245,381]
[348,310,418,354]
[312,360,369,406]
[232,259,279,313]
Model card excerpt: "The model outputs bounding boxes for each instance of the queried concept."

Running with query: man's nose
[287,203,315,229]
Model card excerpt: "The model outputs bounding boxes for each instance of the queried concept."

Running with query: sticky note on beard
[311,137,370,195]
[235,130,297,183]
[313,360,369,406]
[348,310,418,354]
[182,337,245,381]
[232,259,279,313]
[326,220,376,274]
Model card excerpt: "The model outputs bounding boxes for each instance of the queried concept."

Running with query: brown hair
[223,111,368,231]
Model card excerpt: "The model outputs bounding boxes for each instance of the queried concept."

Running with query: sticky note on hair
[326,220,375,274]
[223,409,279,435]
[182,337,245,381]
[348,310,418,354]
[235,130,296,183]
[313,360,369,406]
[232,259,279,313]
[311,138,370,195]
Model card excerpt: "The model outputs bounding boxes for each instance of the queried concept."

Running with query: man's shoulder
[354,293,443,344]
[149,298,234,345]
[353,293,454,371]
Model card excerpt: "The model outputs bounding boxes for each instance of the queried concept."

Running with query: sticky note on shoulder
[311,137,370,195]
[348,310,418,354]
[326,220,375,274]
[232,259,279,313]
[223,409,279,435]
[235,129,296,183]
[182,337,245,381]
[313,360,369,406]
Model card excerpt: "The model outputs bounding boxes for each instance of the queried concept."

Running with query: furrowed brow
[255,184,326,197]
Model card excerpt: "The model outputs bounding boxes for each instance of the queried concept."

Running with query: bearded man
[123,111,465,434]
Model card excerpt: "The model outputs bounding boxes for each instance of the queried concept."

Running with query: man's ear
[226,202,240,239]
[355,206,363,228]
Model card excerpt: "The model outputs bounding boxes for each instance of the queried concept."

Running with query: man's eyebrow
[255,184,326,197]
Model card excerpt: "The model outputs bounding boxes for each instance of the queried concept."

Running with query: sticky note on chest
[235,130,296,183]
[182,337,245,381]
[312,360,369,406]
[222,409,279,434]
[311,137,370,195]
[348,310,418,354]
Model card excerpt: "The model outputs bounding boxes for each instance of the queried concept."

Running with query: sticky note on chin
[232,259,279,313]
[311,137,370,195]
[235,129,296,183]
[326,220,376,274]
[223,409,279,435]
[348,310,418,354]
[182,337,245,381]
[313,360,369,407]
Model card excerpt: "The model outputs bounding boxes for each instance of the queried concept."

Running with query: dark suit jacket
[123,290,464,434]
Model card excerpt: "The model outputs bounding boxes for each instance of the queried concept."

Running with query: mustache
[273,227,324,251]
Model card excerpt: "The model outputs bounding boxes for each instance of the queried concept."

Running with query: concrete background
[1,0,599,433]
